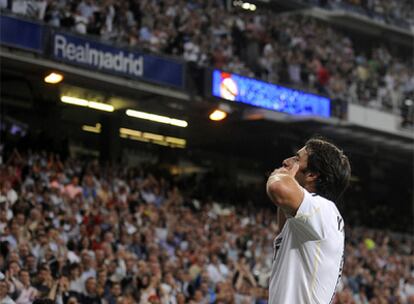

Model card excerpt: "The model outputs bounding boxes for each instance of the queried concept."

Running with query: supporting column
[100,113,121,163]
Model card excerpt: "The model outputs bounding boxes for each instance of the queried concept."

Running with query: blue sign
[212,70,331,118]
[0,15,43,53]
[52,33,184,88]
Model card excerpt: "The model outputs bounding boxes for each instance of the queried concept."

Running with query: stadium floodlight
[125,109,188,128]
[44,72,64,84]
[209,109,228,121]
[61,96,114,112]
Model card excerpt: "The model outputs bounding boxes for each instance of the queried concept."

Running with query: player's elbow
[267,180,289,207]
[266,177,302,215]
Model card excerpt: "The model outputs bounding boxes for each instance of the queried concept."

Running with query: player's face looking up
[282,146,318,191]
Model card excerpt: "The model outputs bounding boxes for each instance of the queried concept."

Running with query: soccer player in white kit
[266,138,351,304]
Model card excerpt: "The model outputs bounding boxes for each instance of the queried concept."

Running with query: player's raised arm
[266,162,304,217]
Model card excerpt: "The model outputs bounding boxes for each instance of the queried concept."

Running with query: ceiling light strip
[82,125,101,133]
[125,109,188,128]
[119,127,186,148]
[61,96,114,112]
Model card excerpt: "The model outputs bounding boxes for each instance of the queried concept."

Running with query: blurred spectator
[0,273,15,304]
[14,269,38,304]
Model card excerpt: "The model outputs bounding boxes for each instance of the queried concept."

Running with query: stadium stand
[300,0,414,29]
[1,1,413,304]
[0,150,413,304]
[1,0,413,126]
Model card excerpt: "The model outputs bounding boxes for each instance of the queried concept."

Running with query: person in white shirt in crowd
[14,269,38,304]
[0,274,16,304]
[2,181,18,206]
[206,254,229,285]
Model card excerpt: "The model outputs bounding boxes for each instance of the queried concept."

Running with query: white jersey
[269,188,345,304]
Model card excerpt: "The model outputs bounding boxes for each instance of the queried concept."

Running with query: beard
[294,169,307,188]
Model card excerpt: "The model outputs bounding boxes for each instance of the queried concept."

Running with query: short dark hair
[305,138,351,202]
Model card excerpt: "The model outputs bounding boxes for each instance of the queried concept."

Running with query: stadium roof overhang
[0,47,190,105]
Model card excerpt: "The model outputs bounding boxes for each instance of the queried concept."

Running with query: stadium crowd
[304,0,414,29]
[1,0,413,125]
[0,149,413,304]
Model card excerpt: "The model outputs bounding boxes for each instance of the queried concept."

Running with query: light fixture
[153,140,169,147]
[119,127,186,148]
[61,96,114,112]
[237,1,256,11]
[61,96,88,107]
[119,128,142,137]
[209,103,232,121]
[82,123,101,134]
[143,132,164,141]
[209,110,227,121]
[125,109,188,128]
[44,72,63,84]
[242,2,251,9]
[88,101,114,112]
[165,137,186,146]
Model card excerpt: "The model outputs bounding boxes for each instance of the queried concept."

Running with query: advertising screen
[212,70,331,118]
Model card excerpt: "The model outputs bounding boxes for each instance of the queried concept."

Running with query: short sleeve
[289,188,328,241]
